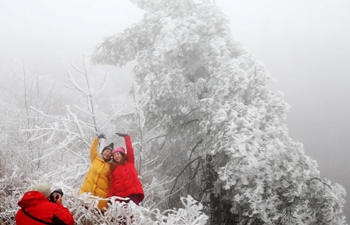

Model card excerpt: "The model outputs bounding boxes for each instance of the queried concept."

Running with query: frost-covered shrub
[67,194,208,225]
[0,166,30,225]
[1,172,208,225]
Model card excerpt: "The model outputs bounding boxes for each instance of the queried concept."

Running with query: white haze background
[1,0,349,221]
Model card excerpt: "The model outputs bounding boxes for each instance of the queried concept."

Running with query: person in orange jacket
[108,133,144,205]
[79,133,113,211]
[16,183,74,225]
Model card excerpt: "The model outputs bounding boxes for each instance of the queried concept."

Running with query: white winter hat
[33,183,51,197]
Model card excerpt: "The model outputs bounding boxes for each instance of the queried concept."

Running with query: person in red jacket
[108,133,144,205]
[16,183,74,225]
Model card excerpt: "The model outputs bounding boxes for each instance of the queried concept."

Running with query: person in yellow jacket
[79,133,113,211]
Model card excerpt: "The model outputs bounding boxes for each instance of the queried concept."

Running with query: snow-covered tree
[93,0,347,224]
[0,67,63,177]
[0,89,23,176]
[0,64,209,225]
[22,60,123,187]
[0,61,117,189]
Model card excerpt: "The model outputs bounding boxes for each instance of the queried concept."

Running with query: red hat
[112,147,125,155]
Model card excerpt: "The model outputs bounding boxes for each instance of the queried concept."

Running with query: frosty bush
[0,171,208,225]
[0,166,31,225]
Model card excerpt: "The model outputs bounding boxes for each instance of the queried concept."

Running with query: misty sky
[1,0,350,217]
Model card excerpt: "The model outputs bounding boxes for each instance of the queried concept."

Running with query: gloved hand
[115,132,128,137]
[97,133,106,139]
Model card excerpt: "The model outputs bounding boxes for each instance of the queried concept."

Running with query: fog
[1,0,349,219]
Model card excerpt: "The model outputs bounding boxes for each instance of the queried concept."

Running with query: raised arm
[89,137,99,162]
[116,133,134,164]
[124,135,134,164]
[90,133,106,161]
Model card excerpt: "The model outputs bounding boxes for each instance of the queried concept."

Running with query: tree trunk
[204,155,238,224]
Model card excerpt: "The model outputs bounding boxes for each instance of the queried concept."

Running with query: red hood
[18,191,49,209]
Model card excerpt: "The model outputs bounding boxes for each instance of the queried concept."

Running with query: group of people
[79,132,144,211]
[15,133,144,224]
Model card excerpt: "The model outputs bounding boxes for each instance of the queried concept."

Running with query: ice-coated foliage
[0,169,208,225]
[0,166,29,225]
[93,0,347,224]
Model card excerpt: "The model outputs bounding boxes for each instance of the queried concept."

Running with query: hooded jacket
[79,137,111,211]
[16,191,74,225]
[108,135,144,202]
